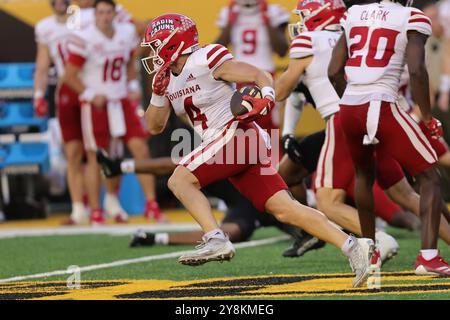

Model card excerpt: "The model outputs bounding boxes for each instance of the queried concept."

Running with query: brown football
[230,85,262,117]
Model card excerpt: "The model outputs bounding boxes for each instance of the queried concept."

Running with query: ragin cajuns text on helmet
[141,13,199,74]
[289,0,346,37]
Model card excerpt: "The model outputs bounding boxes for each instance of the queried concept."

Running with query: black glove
[96,149,122,178]
[282,134,303,165]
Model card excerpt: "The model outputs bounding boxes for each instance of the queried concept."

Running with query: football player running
[63,0,162,224]
[142,13,376,288]
[329,0,450,275]
[275,0,401,264]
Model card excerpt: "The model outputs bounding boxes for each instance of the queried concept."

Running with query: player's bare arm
[126,50,142,102]
[144,98,171,135]
[406,31,432,122]
[328,34,348,98]
[275,56,312,101]
[215,1,237,46]
[62,63,86,95]
[33,42,52,116]
[34,43,51,99]
[266,23,288,57]
[213,59,274,97]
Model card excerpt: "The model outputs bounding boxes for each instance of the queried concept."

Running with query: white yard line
[0,223,203,239]
[0,235,289,283]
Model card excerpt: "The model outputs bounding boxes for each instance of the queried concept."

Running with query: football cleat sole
[178,251,235,267]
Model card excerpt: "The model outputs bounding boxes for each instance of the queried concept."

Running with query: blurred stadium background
[0,0,449,300]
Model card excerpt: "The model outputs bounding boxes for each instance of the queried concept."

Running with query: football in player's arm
[145,57,275,134]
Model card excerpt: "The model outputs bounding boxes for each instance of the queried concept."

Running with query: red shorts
[56,83,82,143]
[340,102,437,177]
[179,121,287,212]
[314,112,354,190]
[345,178,401,224]
[80,98,148,151]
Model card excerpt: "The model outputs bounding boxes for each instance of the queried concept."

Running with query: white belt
[363,100,381,145]
[107,100,126,138]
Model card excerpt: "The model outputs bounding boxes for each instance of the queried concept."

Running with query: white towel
[363,100,381,145]
[107,100,126,138]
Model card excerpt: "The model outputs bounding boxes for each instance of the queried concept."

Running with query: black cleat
[283,232,326,258]
[129,229,156,247]
[96,149,122,178]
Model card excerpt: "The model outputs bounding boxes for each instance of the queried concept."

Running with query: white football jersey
[35,16,72,77]
[289,30,341,119]
[67,23,139,100]
[164,44,238,142]
[216,5,290,72]
[439,0,450,39]
[340,1,432,105]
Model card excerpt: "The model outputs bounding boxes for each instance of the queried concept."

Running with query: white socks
[204,228,226,241]
[421,249,438,261]
[71,202,87,223]
[155,233,169,245]
[341,236,356,257]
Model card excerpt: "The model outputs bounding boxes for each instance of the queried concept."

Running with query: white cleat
[376,230,399,265]
[104,193,128,222]
[178,236,236,266]
[348,237,375,288]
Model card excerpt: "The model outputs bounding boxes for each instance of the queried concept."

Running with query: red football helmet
[290,0,346,37]
[141,13,200,74]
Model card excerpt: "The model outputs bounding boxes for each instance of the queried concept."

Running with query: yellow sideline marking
[1,272,449,300]
[0,210,224,229]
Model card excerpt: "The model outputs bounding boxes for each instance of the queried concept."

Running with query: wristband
[120,159,135,173]
[34,90,44,99]
[440,75,450,93]
[128,79,141,93]
[80,88,95,102]
[261,86,275,101]
[150,94,167,107]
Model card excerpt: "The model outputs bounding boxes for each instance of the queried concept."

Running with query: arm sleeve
[282,91,306,136]
[204,44,234,72]
[407,9,432,36]
[289,35,313,59]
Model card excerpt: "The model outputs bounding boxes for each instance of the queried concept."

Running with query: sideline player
[142,13,375,288]
[215,0,290,130]
[63,0,161,224]
[329,0,450,275]
[34,0,88,224]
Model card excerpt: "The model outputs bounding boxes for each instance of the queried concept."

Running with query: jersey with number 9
[341,2,432,104]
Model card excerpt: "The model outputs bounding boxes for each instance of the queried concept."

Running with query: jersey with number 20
[340,1,432,105]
